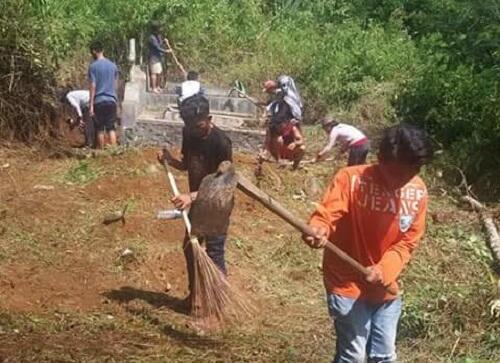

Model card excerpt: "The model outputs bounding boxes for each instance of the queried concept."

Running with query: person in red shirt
[266,120,305,169]
[258,97,305,170]
[303,124,433,363]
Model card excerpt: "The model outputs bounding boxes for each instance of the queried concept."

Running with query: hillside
[0,145,498,362]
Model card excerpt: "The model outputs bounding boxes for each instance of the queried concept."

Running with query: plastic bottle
[156,209,183,220]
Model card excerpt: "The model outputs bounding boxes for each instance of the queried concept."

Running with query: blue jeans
[183,234,226,293]
[327,293,402,363]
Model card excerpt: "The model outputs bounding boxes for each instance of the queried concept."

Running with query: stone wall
[143,92,258,116]
[129,120,264,152]
[121,66,263,153]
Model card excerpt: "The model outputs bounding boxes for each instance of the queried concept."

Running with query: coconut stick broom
[161,160,254,323]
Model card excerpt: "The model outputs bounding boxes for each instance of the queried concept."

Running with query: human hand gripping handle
[303,225,398,295]
[237,173,399,296]
[160,158,192,236]
[303,225,328,249]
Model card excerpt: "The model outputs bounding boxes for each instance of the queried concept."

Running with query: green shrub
[396,47,500,189]
[2,0,499,189]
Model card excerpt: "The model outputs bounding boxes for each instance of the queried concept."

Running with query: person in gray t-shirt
[88,41,118,148]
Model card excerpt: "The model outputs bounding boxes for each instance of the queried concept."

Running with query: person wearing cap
[315,117,370,166]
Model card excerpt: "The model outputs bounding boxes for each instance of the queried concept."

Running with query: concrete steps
[138,107,260,129]
[122,71,263,151]
[142,87,258,116]
[132,118,264,151]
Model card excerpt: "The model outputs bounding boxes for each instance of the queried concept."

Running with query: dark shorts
[82,109,96,148]
[94,101,117,132]
[348,141,370,166]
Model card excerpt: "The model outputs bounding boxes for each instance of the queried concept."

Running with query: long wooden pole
[237,173,399,295]
[164,38,187,77]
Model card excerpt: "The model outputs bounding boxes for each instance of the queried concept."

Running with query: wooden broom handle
[237,173,399,296]
[164,38,187,77]
[161,160,192,235]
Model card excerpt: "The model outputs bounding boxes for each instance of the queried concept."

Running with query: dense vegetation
[1,0,499,189]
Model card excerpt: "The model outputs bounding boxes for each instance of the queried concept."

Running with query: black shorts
[94,101,117,132]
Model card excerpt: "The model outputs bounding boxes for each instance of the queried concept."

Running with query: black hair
[179,94,210,127]
[378,124,434,165]
[59,89,70,104]
[90,41,103,53]
[270,100,293,125]
[322,117,339,128]
[269,122,282,137]
[151,21,161,33]
[186,70,199,81]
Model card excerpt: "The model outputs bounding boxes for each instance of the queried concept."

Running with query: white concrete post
[128,38,136,65]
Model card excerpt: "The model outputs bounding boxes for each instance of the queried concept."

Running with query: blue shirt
[88,58,118,105]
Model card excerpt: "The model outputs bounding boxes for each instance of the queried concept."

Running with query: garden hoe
[236,173,399,296]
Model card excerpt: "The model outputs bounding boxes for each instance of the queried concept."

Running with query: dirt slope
[0,146,498,362]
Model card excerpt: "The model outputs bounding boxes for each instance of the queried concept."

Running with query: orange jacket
[309,164,428,302]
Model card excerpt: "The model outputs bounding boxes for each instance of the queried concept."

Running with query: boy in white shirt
[64,89,95,148]
[176,71,205,105]
[315,117,370,166]
[66,90,90,126]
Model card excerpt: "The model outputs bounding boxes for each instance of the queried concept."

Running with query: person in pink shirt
[315,117,370,166]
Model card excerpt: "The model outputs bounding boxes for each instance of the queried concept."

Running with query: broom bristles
[189,237,255,324]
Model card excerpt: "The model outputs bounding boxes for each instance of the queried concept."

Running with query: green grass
[0,148,499,362]
[64,160,103,185]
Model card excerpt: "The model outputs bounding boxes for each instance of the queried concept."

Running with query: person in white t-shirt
[64,89,95,148]
[66,90,90,125]
[176,70,205,105]
[314,117,370,166]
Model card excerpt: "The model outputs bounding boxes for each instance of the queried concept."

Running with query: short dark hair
[320,116,339,128]
[186,71,199,81]
[269,122,282,137]
[180,94,210,127]
[59,87,71,104]
[270,100,293,125]
[90,41,103,53]
[378,124,433,165]
[151,21,161,33]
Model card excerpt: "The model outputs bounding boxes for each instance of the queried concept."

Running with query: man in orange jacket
[303,124,433,363]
